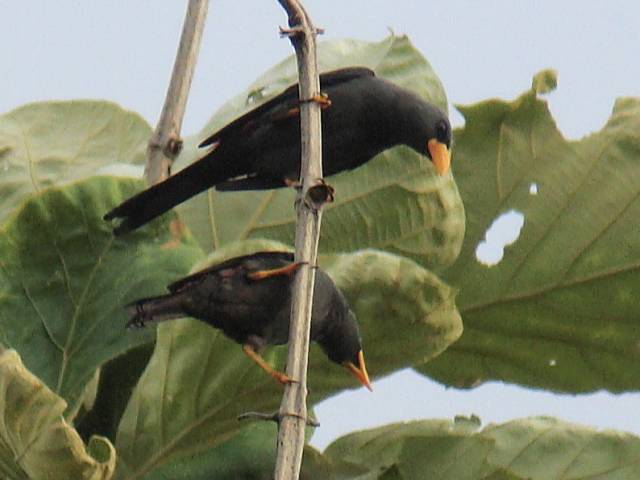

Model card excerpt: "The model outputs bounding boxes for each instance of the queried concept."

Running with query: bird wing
[167,251,294,293]
[198,67,375,148]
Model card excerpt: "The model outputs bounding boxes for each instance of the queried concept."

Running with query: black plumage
[105,67,451,235]
[127,251,371,390]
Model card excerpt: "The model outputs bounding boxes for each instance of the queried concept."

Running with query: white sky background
[2,1,639,450]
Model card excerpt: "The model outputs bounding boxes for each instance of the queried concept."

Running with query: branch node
[279,25,304,37]
[237,410,320,427]
[305,179,335,210]
[164,137,184,158]
[145,0,209,185]
[279,25,323,37]
[278,26,304,38]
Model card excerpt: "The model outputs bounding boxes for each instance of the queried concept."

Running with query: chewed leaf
[420,74,640,393]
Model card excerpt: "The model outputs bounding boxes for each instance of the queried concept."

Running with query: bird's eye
[435,121,449,143]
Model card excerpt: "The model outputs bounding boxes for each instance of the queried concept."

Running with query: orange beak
[344,350,372,391]
[427,139,451,175]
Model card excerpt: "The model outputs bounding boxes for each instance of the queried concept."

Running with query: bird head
[343,348,372,392]
[402,99,452,175]
[427,117,452,175]
[319,309,372,391]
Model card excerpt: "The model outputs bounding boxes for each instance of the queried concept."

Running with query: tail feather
[104,153,233,235]
[126,293,187,329]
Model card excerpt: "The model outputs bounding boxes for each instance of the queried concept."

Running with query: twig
[145,0,209,185]
[273,1,326,479]
[237,411,320,427]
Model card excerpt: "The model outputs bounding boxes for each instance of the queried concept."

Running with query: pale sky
[2,1,639,450]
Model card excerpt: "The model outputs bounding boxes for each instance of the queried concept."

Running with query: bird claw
[272,371,297,385]
[300,93,332,108]
[247,261,306,281]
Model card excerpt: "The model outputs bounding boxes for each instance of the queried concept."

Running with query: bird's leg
[299,92,332,108]
[272,93,331,124]
[246,261,306,281]
[242,344,296,385]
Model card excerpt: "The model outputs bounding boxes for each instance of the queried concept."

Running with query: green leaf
[142,422,277,480]
[301,416,640,479]
[174,34,465,272]
[300,445,372,480]
[0,100,149,222]
[137,406,317,480]
[419,74,640,392]
[76,343,155,443]
[0,177,202,410]
[0,348,115,480]
[531,69,557,94]
[114,240,461,478]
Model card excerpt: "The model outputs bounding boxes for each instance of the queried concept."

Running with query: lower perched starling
[127,251,371,390]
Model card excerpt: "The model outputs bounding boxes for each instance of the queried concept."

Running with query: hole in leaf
[529,183,538,195]
[549,359,557,366]
[475,210,525,266]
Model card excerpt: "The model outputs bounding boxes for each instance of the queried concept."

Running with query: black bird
[127,251,372,390]
[105,67,452,235]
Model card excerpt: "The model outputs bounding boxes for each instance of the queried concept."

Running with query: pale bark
[145,0,209,185]
[273,1,325,479]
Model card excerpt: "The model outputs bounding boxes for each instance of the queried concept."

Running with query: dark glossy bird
[126,251,371,390]
[105,67,452,235]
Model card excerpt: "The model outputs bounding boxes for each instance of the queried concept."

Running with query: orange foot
[271,370,297,386]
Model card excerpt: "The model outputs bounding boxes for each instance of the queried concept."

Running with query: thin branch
[145,0,209,185]
[273,1,326,479]
[237,411,320,427]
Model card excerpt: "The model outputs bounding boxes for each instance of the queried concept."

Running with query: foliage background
[1,0,639,471]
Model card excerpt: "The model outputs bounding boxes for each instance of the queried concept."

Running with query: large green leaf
[0,177,202,410]
[114,239,461,479]
[0,348,115,480]
[135,406,318,480]
[142,422,277,480]
[0,100,149,222]
[174,34,465,272]
[419,72,640,392]
[76,343,155,443]
[301,416,640,479]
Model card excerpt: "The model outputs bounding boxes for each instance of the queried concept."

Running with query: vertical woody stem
[274,1,324,478]
[145,0,209,185]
